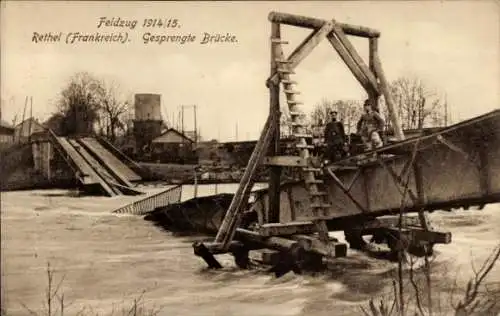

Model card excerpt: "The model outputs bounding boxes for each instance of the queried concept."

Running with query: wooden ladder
[274,39,331,242]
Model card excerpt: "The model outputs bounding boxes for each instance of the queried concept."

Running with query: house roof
[152,128,194,144]
[0,120,14,130]
[14,117,46,136]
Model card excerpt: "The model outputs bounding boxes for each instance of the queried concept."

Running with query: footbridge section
[49,131,144,197]
[255,109,500,227]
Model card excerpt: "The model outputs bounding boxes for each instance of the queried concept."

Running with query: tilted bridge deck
[253,109,500,226]
[49,133,143,197]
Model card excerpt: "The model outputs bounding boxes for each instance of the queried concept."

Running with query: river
[1,184,499,316]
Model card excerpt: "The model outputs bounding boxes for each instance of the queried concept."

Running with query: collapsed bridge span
[48,130,144,197]
[190,11,500,274]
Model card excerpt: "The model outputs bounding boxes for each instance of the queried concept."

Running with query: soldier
[323,111,347,162]
[356,100,385,151]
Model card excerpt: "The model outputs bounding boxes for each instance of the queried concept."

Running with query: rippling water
[1,185,499,315]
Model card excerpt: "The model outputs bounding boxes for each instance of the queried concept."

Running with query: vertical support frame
[368,37,380,112]
[268,22,282,224]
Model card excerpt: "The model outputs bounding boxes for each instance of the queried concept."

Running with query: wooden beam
[287,20,335,68]
[291,235,347,258]
[368,37,380,109]
[268,20,335,85]
[215,116,277,250]
[412,154,431,231]
[376,157,419,203]
[329,22,380,95]
[258,221,317,237]
[372,54,405,140]
[263,155,308,167]
[249,249,281,265]
[326,34,375,95]
[268,22,282,224]
[193,241,223,269]
[387,227,452,245]
[236,228,300,250]
[268,11,380,38]
[326,167,368,213]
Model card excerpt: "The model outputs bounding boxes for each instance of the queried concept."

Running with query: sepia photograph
[1,1,499,315]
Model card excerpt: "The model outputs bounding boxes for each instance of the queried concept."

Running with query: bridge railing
[112,184,183,215]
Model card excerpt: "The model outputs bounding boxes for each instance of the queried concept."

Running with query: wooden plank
[263,155,308,167]
[387,227,452,244]
[291,234,347,258]
[236,228,300,250]
[68,138,120,196]
[249,249,281,265]
[78,138,133,187]
[96,135,144,180]
[328,164,359,171]
[81,137,140,182]
[268,11,380,38]
[55,137,97,185]
[258,221,317,237]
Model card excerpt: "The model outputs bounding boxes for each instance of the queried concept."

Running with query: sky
[1,0,499,141]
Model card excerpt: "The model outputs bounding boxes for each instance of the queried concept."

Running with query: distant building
[151,128,196,163]
[13,118,47,143]
[0,120,14,147]
[133,93,163,155]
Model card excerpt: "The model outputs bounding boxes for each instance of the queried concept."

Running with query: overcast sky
[1,1,498,141]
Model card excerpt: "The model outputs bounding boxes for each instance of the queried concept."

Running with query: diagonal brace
[215,115,278,251]
[326,167,368,214]
[268,20,336,85]
[329,21,380,94]
[377,157,419,203]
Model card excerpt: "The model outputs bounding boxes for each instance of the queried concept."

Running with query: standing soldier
[357,100,385,151]
[324,111,347,162]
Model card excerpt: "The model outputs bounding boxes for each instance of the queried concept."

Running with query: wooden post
[373,53,405,141]
[214,116,277,250]
[368,38,380,111]
[412,155,430,231]
[193,168,198,198]
[268,22,282,224]
[47,142,51,180]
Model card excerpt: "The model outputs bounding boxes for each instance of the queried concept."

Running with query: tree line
[45,72,132,142]
[44,72,449,144]
[282,75,450,137]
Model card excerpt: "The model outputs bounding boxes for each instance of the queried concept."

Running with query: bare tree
[53,72,132,142]
[56,72,102,136]
[381,76,447,131]
[95,80,131,142]
[310,98,363,134]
